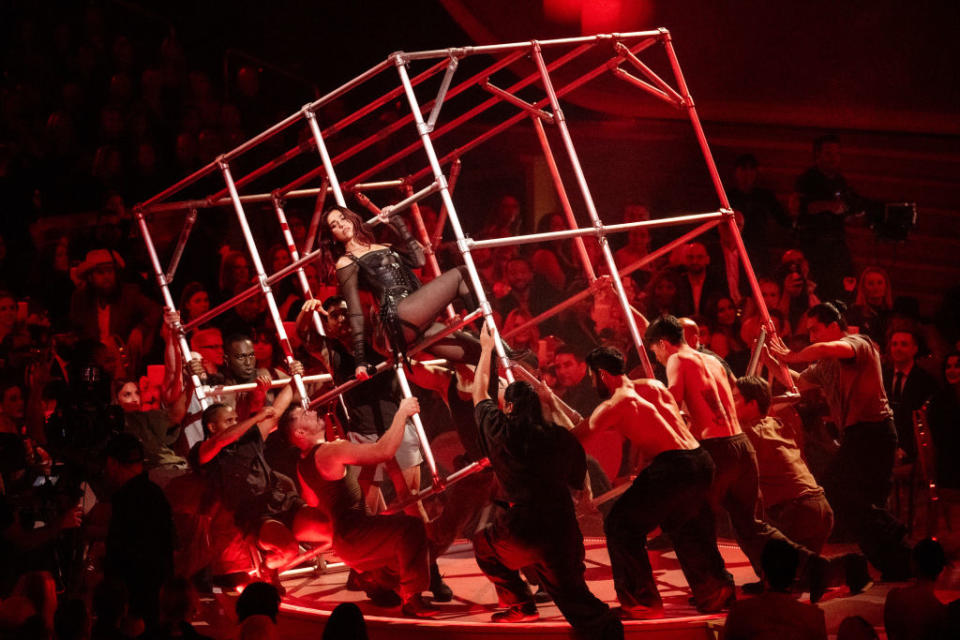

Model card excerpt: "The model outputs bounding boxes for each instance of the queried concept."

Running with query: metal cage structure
[135,28,796,500]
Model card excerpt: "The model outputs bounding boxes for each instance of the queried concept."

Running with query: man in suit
[675,242,728,317]
[884,330,937,462]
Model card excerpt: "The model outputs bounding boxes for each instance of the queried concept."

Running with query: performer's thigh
[397,268,464,329]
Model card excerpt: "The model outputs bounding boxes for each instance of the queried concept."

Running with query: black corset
[358,248,420,303]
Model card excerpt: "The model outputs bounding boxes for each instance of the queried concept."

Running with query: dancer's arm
[473,324,496,406]
[315,397,420,474]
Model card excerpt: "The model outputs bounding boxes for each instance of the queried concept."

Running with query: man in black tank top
[279,397,440,618]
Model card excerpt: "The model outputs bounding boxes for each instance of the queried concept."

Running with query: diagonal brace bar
[482,81,555,123]
[425,56,459,132]
[165,208,198,282]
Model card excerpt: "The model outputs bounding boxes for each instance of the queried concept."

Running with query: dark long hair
[321,207,376,259]
[503,381,546,456]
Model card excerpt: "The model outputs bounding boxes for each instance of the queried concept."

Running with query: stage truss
[136,28,795,498]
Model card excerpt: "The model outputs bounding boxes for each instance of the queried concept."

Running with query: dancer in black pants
[279,397,439,618]
[576,346,734,618]
[471,326,623,639]
[770,301,912,580]
[646,315,869,600]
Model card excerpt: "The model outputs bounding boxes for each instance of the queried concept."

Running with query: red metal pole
[660,31,796,393]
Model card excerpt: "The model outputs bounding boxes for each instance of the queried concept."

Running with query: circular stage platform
[275,538,750,640]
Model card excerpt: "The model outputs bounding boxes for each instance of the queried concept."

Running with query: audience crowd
[2,3,960,639]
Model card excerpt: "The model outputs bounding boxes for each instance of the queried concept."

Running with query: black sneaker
[532,585,553,603]
[844,553,874,595]
[401,594,440,618]
[491,602,539,623]
[695,584,736,613]
[429,564,454,603]
[808,555,829,604]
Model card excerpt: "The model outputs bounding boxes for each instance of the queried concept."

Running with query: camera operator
[0,432,82,595]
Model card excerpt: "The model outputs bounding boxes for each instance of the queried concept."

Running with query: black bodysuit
[335,215,480,368]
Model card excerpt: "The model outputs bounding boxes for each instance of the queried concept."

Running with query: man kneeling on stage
[279,397,439,618]
[193,386,332,575]
[577,346,735,618]
[472,326,623,639]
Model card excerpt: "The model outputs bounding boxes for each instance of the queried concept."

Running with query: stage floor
[257,538,959,640]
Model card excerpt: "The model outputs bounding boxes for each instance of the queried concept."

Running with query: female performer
[324,206,497,380]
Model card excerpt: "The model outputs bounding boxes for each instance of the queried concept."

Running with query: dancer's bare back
[666,346,740,440]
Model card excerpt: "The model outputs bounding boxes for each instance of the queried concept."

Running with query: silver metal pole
[303,108,347,208]
[531,41,653,377]
[394,55,514,382]
[531,116,595,281]
[302,177,329,255]
[425,56,459,132]
[398,31,661,61]
[465,212,723,250]
[134,207,207,405]
[165,208,197,281]
[393,362,440,487]
[661,33,797,393]
[218,159,310,408]
[143,180,404,215]
[273,194,352,420]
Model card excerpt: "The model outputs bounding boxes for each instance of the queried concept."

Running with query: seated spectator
[884,330,937,462]
[190,373,330,572]
[0,292,32,373]
[322,602,368,640]
[734,377,834,554]
[69,249,162,374]
[139,577,212,639]
[614,226,652,286]
[675,242,729,317]
[708,296,749,375]
[0,381,25,435]
[722,539,826,640]
[776,250,819,344]
[495,256,561,336]
[847,267,894,346]
[927,351,960,489]
[884,538,948,640]
[179,282,211,330]
[728,153,791,275]
[217,251,251,305]
[217,283,268,340]
[741,278,789,346]
[104,433,175,629]
[502,308,540,355]
[643,268,683,317]
[531,212,578,291]
[554,344,601,417]
[189,328,224,377]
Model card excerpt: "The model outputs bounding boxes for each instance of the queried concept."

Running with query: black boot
[430,562,453,602]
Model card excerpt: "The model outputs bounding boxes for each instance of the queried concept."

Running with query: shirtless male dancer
[576,346,734,618]
[645,315,855,602]
[279,397,439,617]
